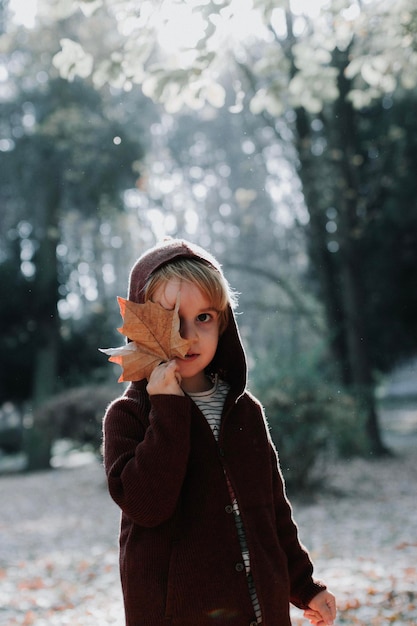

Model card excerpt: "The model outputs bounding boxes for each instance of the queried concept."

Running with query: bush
[24,383,121,471]
[262,380,367,492]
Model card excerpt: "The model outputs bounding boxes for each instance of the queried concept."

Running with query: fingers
[303,609,326,625]
[307,590,337,626]
[146,360,184,396]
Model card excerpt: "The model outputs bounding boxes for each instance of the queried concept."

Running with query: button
[225,505,233,514]
[219,447,225,457]
[235,562,244,572]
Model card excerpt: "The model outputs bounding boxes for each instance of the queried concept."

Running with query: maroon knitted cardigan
[103,239,326,626]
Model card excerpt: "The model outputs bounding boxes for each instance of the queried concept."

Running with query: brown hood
[127,238,247,395]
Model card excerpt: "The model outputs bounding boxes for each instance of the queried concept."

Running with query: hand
[303,589,337,626]
[146,360,184,396]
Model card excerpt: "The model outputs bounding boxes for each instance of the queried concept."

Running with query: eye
[197,312,213,323]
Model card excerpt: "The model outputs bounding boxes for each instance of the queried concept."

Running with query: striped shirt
[189,377,262,623]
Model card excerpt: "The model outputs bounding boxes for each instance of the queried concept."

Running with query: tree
[159,102,324,369]
[0,23,145,408]
[49,1,417,111]
[42,0,417,453]
[358,94,417,371]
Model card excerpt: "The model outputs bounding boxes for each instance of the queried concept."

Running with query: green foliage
[304,92,417,378]
[0,55,145,406]
[51,0,417,113]
[58,308,121,389]
[358,95,417,372]
[7,77,142,216]
[24,383,120,470]
[258,371,368,492]
[3,0,417,461]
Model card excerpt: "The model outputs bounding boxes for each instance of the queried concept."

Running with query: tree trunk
[294,125,351,384]
[283,13,387,455]
[32,189,61,407]
[330,47,388,455]
[340,245,388,454]
[26,175,61,470]
[279,11,350,383]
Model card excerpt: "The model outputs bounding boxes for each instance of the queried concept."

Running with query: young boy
[103,238,336,626]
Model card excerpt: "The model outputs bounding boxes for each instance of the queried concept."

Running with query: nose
[180,318,197,341]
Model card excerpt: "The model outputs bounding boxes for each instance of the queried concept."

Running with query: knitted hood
[127,238,247,395]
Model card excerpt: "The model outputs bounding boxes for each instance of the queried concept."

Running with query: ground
[1,395,416,625]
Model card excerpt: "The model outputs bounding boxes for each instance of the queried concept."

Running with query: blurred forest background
[1,0,417,486]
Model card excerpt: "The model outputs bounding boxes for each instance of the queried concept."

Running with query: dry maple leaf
[100,296,190,382]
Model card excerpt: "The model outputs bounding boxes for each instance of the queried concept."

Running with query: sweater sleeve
[270,446,326,609]
[103,385,193,527]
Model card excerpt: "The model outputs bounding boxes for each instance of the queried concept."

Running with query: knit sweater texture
[103,239,326,626]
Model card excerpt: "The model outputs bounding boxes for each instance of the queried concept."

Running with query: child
[103,238,336,626]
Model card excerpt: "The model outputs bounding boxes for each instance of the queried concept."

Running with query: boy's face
[152,278,220,393]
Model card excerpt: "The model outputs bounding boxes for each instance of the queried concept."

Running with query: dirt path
[2,356,417,625]
[1,440,416,625]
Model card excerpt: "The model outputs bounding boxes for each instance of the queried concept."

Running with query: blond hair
[144,257,237,335]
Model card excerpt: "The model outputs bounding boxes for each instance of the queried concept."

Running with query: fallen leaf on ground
[100,296,190,382]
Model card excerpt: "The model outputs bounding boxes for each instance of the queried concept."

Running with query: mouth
[183,353,198,360]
